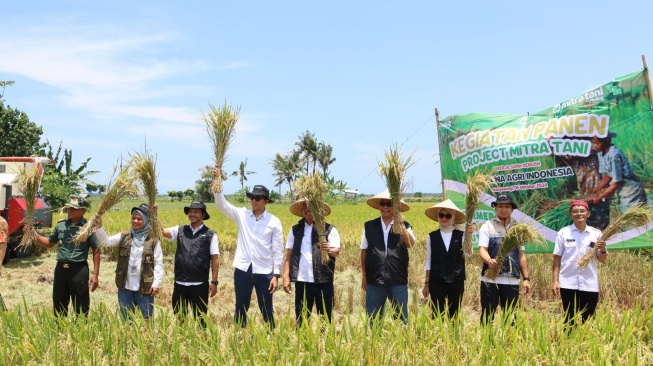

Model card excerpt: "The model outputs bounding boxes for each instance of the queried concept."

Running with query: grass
[2,198,653,364]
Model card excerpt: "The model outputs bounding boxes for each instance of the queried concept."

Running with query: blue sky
[2,1,653,195]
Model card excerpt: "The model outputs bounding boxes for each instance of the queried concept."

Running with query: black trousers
[172,282,209,326]
[428,280,464,318]
[295,281,334,325]
[53,261,90,317]
[560,288,599,327]
[480,281,519,325]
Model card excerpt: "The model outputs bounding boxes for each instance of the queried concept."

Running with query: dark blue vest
[428,229,465,283]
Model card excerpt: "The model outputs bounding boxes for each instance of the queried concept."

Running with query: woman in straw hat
[282,198,340,325]
[361,190,415,326]
[422,199,468,319]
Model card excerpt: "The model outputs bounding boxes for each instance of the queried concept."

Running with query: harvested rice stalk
[16,164,41,250]
[294,173,330,263]
[577,203,652,267]
[73,160,137,244]
[484,223,545,280]
[203,101,240,194]
[131,149,160,242]
[463,170,495,255]
[378,144,415,235]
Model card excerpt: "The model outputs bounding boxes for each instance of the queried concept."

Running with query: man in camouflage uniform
[33,196,101,316]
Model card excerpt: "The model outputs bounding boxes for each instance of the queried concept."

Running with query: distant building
[344,189,358,199]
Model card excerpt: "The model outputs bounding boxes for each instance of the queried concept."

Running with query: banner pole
[642,55,653,111]
[435,108,446,200]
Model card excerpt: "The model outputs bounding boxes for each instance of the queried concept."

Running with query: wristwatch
[522,277,530,281]
[211,280,219,286]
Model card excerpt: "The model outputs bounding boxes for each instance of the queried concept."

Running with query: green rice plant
[378,144,415,235]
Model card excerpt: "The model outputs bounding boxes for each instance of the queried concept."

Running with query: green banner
[438,71,653,253]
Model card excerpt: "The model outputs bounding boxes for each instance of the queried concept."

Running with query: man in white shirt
[213,167,284,329]
[552,199,607,328]
[162,202,219,327]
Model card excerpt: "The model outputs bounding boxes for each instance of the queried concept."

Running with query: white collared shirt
[166,224,220,286]
[359,218,416,252]
[424,230,453,271]
[553,223,603,292]
[285,223,341,282]
[96,227,164,291]
[215,192,284,275]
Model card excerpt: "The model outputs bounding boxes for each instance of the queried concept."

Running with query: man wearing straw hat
[33,196,101,317]
[213,167,284,329]
[0,215,8,310]
[361,190,415,326]
[282,198,341,325]
[422,199,468,319]
[477,194,530,325]
[162,201,219,327]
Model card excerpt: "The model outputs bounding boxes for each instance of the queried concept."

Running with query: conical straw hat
[366,190,410,212]
[424,199,466,224]
[289,198,332,217]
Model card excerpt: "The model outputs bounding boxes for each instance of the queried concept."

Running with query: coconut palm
[316,142,336,178]
[271,151,301,197]
[295,130,318,174]
[232,158,256,189]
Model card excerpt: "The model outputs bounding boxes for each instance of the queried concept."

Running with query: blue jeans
[365,284,408,325]
[234,265,275,328]
[117,288,154,320]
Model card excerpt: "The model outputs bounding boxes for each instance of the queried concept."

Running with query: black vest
[174,225,215,282]
[289,219,335,284]
[364,218,410,286]
[115,231,157,295]
[428,229,465,283]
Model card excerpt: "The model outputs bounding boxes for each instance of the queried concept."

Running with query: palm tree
[232,158,256,189]
[316,142,336,178]
[295,130,318,174]
[271,151,301,197]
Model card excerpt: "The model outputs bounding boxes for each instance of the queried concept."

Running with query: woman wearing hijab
[95,203,164,320]
[422,199,468,318]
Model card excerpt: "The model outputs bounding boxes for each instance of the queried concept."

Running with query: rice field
[1,197,653,365]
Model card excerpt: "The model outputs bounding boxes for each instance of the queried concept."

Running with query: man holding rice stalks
[161,202,219,327]
[213,167,284,329]
[32,196,101,317]
[282,198,340,325]
[551,200,607,328]
[95,204,164,321]
[478,195,530,325]
[361,190,415,326]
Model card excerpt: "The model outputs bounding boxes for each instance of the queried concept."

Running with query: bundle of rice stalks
[378,144,415,235]
[16,164,41,250]
[203,101,240,194]
[463,170,495,255]
[294,173,330,264]
[73,160,137,244]
[577,203,653,267]
[131,149,160,242]
[484,223,545,280]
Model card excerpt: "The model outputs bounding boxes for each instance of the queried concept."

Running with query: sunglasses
[250,196,265,202]
[438,212,453,219]
[379,201,392,207]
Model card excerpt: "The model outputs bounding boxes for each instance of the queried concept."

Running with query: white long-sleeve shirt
[215,192,284,275]
[96,227,164,291]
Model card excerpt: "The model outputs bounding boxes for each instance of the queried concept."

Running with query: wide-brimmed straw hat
[289,198,332,218]
[424,199,466,224]
[366,190,410,212]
